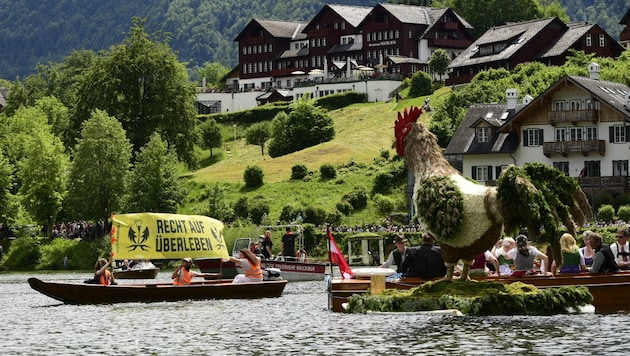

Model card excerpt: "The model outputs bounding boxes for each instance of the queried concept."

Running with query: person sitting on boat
[588,232,619,274]
[400,232,447,279]
[580,230,595,267]
[550,233,586,275]
[507,235,549,276]
[493,237,515,276]
[94,258,116,285]
[296,248,308,262]
[380,234,407,272]
[261,230,274,260]
[250,242,261,255]
[172,258,218,286]
[281,227,296,260]
[470,250,501,276]
[610,225,630,270]
[228,248,263,284]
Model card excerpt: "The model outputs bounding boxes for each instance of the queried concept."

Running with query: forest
[1,0,628,81]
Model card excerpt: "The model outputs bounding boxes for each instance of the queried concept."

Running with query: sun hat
[393,235,408,243]
[182,257,192,263]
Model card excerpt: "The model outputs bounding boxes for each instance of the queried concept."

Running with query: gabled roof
[621,8,630,24]
[387,55,426,65]
[502,74,630,131]
[538,22,594,58]
[278,46,309,59]
[303,4,371,32]
[449,18,565,68]
[235,19,306,41]
[444,103,524,156]
[328,42,363,54]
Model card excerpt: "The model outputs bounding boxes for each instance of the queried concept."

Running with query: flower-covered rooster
[395,106,592,280]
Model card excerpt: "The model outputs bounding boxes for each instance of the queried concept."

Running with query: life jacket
[99,270,111,286]
[245,259,263,280]
[173,269,194,286]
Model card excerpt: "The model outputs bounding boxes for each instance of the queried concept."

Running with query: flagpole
[327,224,334,277]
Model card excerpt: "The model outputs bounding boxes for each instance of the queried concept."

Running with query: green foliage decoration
[415,176,464,242]
[345,280,593,316]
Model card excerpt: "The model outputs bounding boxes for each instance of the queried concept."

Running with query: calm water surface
[1,272,628,355]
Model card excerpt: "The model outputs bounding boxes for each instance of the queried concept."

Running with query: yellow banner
[110,213,229,260]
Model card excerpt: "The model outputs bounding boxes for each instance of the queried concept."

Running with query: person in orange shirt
[228,249,263,284]
[94,258,116,285]
[171,258,218,285]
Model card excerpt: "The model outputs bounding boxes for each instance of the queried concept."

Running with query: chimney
[523,94,533,105]
[588,62,600,80]
[506,88,518,110]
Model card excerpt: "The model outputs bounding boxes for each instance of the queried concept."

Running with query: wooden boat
[196,257,333,282]
[28,277,288,304]
[113,267,159,279]
[328,272,630,314]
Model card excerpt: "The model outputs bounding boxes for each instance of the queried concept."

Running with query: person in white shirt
[380,235,407,272]
[609,225,630,270]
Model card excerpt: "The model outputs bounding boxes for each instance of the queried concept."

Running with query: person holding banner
[172,258,218,285]
[228,249,263,284]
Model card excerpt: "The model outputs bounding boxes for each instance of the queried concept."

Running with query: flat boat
[29,277,288,304]
[113,267,159,279]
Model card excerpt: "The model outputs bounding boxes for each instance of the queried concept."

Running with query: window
[569,127,582,141]
[555,127,566,142]
[586,34,592,46]
[553,100,565,111]
[473,166,490,182]
[586,126,598,140]
[570,100,581,110]
[599,34,605,47]
[525,128,542,146]
[341,22,345,30]
[584,160,601,177]
[553,162,569,175]
[611,125,627,143]
[477,127,489,142]
[613,160,629,176]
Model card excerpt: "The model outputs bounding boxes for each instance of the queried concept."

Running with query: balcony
[548,109,598,125]
[428,38,472,48]
[542,140,605,157]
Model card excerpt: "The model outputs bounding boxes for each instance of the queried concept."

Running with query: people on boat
[493,237,515,276]
[229,248,263,284]
[260,230,274,260]
[296,248,308,262]
[400,232,447,279]
[609,225,630,270]
[250,242,261,255]
[588,232,619,273]
[94,258,116,285]
[172,258,218,285]
[380,234,407,272]
[469,250,500,276]
[580,230,595,267]
[281,227,296,260]
[507,235,549,276]
[550,233,586,274]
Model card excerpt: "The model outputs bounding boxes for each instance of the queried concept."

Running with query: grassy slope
[181,88,450,224]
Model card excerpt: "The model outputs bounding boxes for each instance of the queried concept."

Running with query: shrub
[320,163,337,180]
[373,194,395,214]
[372,172,394,195]
[291,164,309,180]
[336,200,354,216]
[380,149,390,160]
[597,204,615,223]
[408,71,434,98]
[343,186,368,211]
[618,205,630,222]
[279,204,297,223]
[249,200,270,225]
[233,197,249,219]
[303,206,328,226]
[243,165,264,188]
[2,237,41,270]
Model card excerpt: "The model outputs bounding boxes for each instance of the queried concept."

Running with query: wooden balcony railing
[543,140,605,157]
[549,109,598,125]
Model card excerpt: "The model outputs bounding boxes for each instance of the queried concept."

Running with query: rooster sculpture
[395,106,592,280]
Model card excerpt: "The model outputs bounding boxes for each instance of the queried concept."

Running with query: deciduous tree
[245,121,272,155]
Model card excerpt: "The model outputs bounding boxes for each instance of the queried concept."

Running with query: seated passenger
[580,230,595,267]
[609,225,630,270]
[470,250,500,276]
[493,237,515,276]
[550,233,586,274]
[400,232,446,279]
[507,235,548,276]
[296,248,308,262]
[229,248,263,284]
[171,258,218,285]
[588,232,619,274]
[94,258,116,285]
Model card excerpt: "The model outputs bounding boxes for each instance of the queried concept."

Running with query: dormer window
[477,127,489,142]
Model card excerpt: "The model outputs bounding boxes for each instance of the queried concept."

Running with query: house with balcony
[447,18,625,85]
[620,8,630,49]
[445,63,630,203]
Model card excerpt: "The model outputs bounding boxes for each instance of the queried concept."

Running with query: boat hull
[28,278,287,304]
[328,272,630,314]
[113,268,159,279]
[195,258,335,282]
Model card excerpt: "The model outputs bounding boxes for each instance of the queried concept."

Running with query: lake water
[1,272,629,355]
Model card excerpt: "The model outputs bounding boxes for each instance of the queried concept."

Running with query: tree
[429,49,451,83]
[126,132,185,213]
[199,118,223,157]
[73,18,199,168]
[408,71,434,98]
[33,96,71,148]
[0,149,17,229]
[66,110,132,223]
[198,62,230,90]
[244,165,264,188]
[245,121,272,155]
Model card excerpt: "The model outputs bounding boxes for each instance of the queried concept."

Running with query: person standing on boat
[94,258,116,285]
[610,226,630,270]
[229,248,263,284]
[261,230,274,260]
[172,258,217,285]
[587,232,619,274]
[281,227,296,260]
[380,234,407,272]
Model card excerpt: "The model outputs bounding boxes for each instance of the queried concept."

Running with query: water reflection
[0,272,627,355]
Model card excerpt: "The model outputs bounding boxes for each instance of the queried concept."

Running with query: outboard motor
[263,267,282,281]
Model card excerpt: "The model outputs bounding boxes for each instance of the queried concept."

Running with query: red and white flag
[327,228,353,279]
